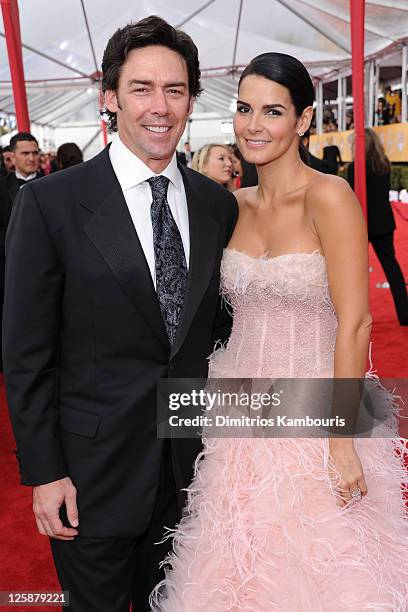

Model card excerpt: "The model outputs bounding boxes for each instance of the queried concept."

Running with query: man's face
[2,151,15,173]
[12,140,40,176]
[105,45,193,172]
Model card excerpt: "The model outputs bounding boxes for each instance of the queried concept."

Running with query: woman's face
[233,74,310,166]
[203,146,233,185]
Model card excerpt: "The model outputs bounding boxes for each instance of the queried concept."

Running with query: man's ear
[187,96,194,117]
[105,89,119,113]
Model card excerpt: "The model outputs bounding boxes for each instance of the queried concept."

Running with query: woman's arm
[310,176,371,378]
[308,175,371,504]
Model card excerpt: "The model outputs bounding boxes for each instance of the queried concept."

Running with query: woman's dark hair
[239,53,315,164]
[239,52,315,117]
[102,15,202,131]
[57,142,83,169]
[365,128,390,175]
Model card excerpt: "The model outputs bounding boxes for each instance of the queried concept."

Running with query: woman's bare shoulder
[305,173,357,215]
[233,186,257,209]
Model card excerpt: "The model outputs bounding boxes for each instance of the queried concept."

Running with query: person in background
[0,133,44,370]
[1,146,15,176]
[346,110,354,130]
[177,141,193,167]
[323,134,343,175]
[228,144,243,191]
[56,142,83,170]
[3,132,43,202]
[385,86,401,123]
[183,141,193,167]
[0,175,11,371]
[376,97,390,126]
[301,131,332,174]
[229,142,258,188]
[192,143,233,188]
[347,128,408,326]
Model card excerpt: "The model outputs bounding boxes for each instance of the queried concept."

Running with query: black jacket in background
[3,171,43,203]
[347,162,395,237]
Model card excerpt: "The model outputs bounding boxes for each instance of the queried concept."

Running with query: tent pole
[367,60,375,127]
[316,81,323,134]
[1,0,30,131]
[350,0,367,217]
[373,60,379,126]
[337,74,346,132]
[337,75,342,131]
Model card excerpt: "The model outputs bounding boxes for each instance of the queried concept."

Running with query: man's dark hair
[10,132,38,152]
[1,145,11,153]
[101,15,202,131]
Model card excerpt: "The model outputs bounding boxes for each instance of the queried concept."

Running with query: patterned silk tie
[148,175,188,345]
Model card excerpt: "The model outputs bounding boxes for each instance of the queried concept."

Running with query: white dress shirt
[15,170,38,181]
[109,135,190,287]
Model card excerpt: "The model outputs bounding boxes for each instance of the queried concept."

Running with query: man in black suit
[2,132,43,202]
[177,140,193,167]
[0,133,42,370]
[4,16,237,612]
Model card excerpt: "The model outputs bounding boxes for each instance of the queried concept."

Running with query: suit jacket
[347,162,395,237]
[3,146,238,538]
[0,178,13,288]
[0,172,43,286]
[4,171,43,203]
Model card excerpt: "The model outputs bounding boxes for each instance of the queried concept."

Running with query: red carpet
[369,201,408,382]
[0,378,60,610]
[0,202,407,605]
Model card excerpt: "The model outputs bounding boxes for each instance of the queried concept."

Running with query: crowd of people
[306,84,404,134]
[0,133,84,370]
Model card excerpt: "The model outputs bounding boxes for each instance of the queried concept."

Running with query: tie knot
[147,175,169,198]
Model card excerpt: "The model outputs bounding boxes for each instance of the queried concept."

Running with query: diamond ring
[350,487,362,501]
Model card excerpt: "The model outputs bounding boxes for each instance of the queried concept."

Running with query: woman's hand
[329,439,368,507]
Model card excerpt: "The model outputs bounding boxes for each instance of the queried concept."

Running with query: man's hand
[33,477,79,540]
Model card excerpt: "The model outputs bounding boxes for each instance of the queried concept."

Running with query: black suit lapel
[171,166,219,358]
[81,148,169,351]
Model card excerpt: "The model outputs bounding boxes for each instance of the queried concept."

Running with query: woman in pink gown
[151,53,408,611]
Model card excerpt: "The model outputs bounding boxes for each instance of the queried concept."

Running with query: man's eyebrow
[237,99,288,111]
[126,79,187,88]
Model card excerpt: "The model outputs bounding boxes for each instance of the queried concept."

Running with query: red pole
[1,0,30,132]
[350,0,367,217]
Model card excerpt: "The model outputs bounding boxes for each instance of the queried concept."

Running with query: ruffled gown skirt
[151,250,408,611]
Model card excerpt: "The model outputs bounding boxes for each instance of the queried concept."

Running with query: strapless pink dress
[151,249,408,611]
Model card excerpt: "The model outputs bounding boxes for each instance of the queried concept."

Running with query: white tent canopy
[1,0,407,156]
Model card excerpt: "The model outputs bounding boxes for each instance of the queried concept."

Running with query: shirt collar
[109,134,182,192]
[15,170,37,181]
